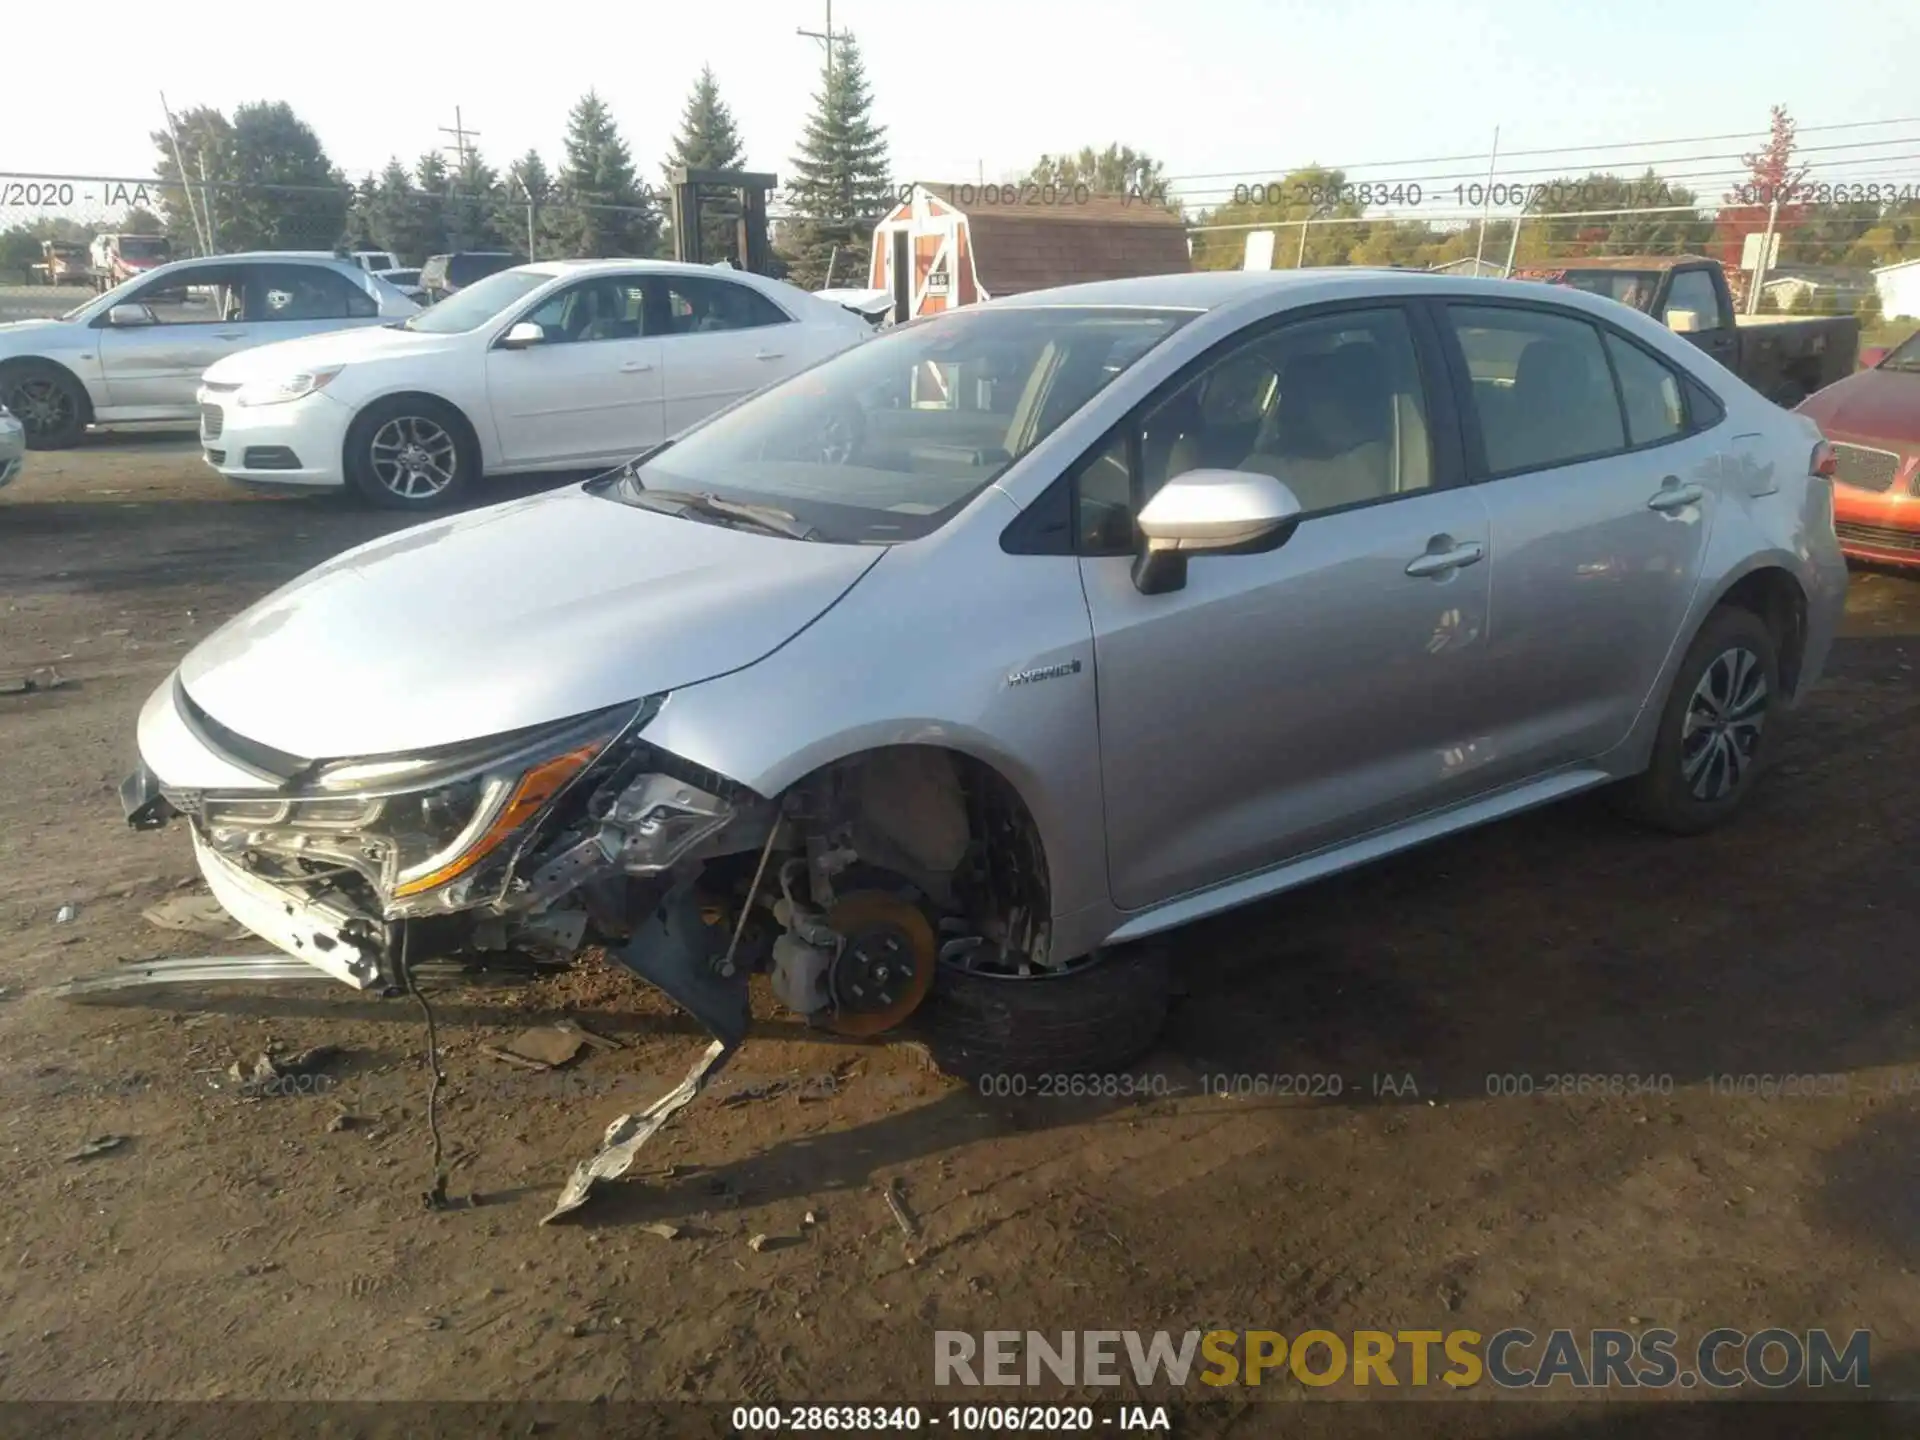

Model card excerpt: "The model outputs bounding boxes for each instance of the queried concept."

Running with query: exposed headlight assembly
[200,700,654,912]
[234,368,342,407]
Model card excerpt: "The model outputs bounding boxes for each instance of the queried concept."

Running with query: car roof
[981,267,1679,326]
[518,258,788,284]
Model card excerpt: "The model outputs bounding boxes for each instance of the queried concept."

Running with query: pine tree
[662,66,746,263]
[551,90,659,259]
[782,33,892,289]
[368,158,424,262]
[445,149,506,252]
[414,151,452,256]
[497,149,553,260]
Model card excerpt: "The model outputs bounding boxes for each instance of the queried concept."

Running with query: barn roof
[947,193,1190,297]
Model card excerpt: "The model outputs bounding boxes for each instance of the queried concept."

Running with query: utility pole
[1472,124,1500,269]
[438,107,480,166]
[159,92,209,254]
[796,0,847,84]
[1746,190,1781,316]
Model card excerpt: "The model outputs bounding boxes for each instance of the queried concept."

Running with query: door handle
[753,349,784,361]
[1647,478,1705,512]
[1405,541,1484,578]
[619,361,653,373]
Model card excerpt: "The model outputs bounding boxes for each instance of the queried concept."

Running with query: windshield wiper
[628,487,820,541]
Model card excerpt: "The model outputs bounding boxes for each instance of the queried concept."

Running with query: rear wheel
[0,360,88,450]
[1617,605,1779,835]
[344,396,476,510]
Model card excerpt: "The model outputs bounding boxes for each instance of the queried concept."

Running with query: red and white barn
[865,184,1191,322]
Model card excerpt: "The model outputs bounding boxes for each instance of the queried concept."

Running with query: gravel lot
[1,441,1918,1428]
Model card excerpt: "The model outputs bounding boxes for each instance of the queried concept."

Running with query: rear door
[1079,302,1501,911]
[1435,299,1725,781]
[484,275,665,466]
[649,274,803,434]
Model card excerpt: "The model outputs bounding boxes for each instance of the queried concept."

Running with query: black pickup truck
[1511,255,1859,407]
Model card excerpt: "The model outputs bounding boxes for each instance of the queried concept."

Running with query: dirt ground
[2,437,1918,1429]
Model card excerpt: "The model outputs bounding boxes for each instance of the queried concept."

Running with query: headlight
[234,368,342,407]
[201,701,652,907]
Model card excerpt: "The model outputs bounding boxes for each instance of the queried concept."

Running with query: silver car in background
[0,253,417,449]
[122,269,1846,1110]
[0,403,23,489]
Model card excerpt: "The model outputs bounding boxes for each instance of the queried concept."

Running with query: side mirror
[1665,308,1701,334]
[498,321,546,350]
[1859,345,1889,370]
[1131,469,1304,595]
[107,303,154,328]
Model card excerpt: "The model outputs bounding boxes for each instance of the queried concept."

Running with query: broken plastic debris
[883,1178,919,1239]
[65,1135,126,1161]
[141,894,247,940]
[496,1025,590,1069]
[53,904,76,925]
[542,1038,736,1225]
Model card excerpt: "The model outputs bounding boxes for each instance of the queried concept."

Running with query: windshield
[599,304,1196,544]
[120,236,170,260]
[402,269,550,333]
[1878,329,1920,372]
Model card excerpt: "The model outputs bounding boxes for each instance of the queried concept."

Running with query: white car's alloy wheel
[370,415,458,501]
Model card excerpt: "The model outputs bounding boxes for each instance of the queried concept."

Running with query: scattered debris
[556,1019,624,1052]
[53,904,76,925]
[883,1178,920,1240]
[140,894,248,940]
[543,1038,737,1225]
[639,1222,685,1241]
[325,1110,370,1133]
[65,1135,126,1162]
[803,1210,818,1227]
[227,1045,341,1094]
[1,670,74,697]
[494,1025,592,1069]
[481,1044,556,1073]
[748,1233,773,1252]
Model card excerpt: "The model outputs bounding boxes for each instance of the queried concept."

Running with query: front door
[1080,304,1499,912]
[98,261,386,413]
[1438,301,1723,780]
[484,276,665,466]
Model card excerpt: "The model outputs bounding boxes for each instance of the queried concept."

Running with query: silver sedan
[122,269,1846,1209]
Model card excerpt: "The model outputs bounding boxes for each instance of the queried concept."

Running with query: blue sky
[3,0,1916,212]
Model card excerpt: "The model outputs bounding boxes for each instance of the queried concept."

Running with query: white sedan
[197,260,875,509]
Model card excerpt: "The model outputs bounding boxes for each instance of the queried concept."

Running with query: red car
[1798,331,1920,568]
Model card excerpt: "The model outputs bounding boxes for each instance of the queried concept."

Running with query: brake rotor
[822,890,937,1037]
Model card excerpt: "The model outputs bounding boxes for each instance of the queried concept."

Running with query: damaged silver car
[121,270,1846,1214]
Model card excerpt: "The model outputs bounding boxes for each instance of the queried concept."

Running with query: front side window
[657,276,791,334]
[1604,332,1685,447]
[599,305,1195,544]
[247,265,376,322]
[522,278,649,343]
[1449,305,1626,475]
[122,265,247,325]
[1663,269,1722,331]
[1133,306,1435,519]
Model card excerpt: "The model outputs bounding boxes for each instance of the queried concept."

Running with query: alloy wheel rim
[370,416,456,499]
[7,379,72,436]
[1680,646,1767,801]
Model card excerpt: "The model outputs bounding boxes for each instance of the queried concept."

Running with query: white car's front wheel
[344,397,477,511]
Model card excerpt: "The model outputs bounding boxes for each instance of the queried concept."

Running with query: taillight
[1810,440,1837,478]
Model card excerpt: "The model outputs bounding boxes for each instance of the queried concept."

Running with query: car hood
[1797,367,1920,448]
[177,484,887,760]
[203,324,459,382]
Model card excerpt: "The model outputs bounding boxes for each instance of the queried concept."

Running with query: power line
[1162,117,1920,184]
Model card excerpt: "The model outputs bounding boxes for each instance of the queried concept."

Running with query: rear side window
[248,264,375,322]
[655,276,792,334]
[1603,332,1685,447]
[1448,306,1625,475]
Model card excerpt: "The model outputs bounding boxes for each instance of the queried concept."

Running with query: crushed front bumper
[191,830,385,989]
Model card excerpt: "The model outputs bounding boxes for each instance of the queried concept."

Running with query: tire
[1617,605,1780,836]
[0,360,88,450]
[343,396,477,511]
[915,943,1172,1082]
